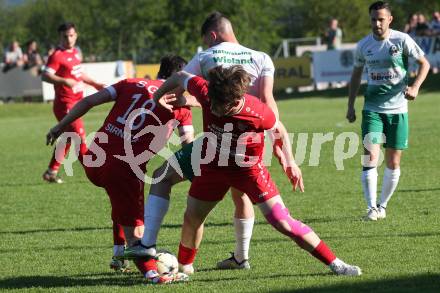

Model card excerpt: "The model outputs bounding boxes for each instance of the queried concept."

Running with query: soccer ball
[156,250,178,274]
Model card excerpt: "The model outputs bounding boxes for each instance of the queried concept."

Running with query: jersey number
[116,94,156,131]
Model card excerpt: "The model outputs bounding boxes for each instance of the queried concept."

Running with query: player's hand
[346,107,356,123]
[94,83,106,91]
[46,126,63,146]
[157,93,177,112]
[285,162,304,192]
[404,86,419,100]
[64,78,78,88]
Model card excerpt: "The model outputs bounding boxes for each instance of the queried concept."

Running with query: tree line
[0,0,438,63]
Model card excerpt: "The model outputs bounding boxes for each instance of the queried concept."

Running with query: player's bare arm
[47,89,113,145]
[167,87,201,108]
[153,71,200,110]
[181,92,201,108]
[42,71,77,88]
[260,75,302,191]
[259,75,280,119]
[153,71,191,100]
[81,72,105,90]
[268,125,304,192]
[405,56,430,100]
[347,66,364,123]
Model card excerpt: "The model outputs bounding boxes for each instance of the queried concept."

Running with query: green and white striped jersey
[354,29,424,114]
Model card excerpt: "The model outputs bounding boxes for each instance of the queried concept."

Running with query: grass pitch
[0,82,439,292]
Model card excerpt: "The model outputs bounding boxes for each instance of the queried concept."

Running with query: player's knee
[153,163,182,185]
[264,203,312,240]
[233,201,254,219]
[386,157,400,169]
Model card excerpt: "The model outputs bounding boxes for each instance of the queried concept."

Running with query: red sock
[178,243,198,265]
[112,223,126,245]
[135,258,157,274]
[310,240,337,265]
[80,142,87,155]
[48,143,71,171]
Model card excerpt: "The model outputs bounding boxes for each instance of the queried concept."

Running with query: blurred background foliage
[0,0,438,62]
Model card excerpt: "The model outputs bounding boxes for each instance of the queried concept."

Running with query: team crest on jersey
[388,45,400,57]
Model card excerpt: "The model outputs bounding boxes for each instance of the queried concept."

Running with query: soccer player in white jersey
[346,1,430,220]
[124,12,303,269]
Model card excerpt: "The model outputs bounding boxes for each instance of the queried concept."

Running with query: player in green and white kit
[347,1,430,220]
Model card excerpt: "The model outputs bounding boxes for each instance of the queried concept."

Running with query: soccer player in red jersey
[124,13,303,270]
[46,55,194,284]
[153,65,362,277]
[42,22,105,183]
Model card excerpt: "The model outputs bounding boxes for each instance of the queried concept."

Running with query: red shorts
[53,99,85,140]
[189,163,279,204]
[82,157,144,227]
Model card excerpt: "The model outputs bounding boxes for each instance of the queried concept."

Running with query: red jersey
[185,76,276,169]
[89,78,192,171]
[45,47,84,103]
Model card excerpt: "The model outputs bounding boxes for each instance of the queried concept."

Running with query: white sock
[113,245,125,257]
[361,168,378,209]
[329,257,344,267]
[233,217,254,262]
[142,194,170,247]
[179,263,194,274]
[379,168,400,208]
[47,168,57,175]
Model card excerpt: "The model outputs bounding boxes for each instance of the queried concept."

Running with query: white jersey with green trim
[183,41,275,98]
[354,29,425,114]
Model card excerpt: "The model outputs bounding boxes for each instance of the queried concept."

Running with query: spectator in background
[3,40,24,72]
[416,13,430,36]
[430,11,440,35]
[43,44,56,64]
[324,18,342,50]
[143,74,152,80]
[403,13,418,37]
[23,40,43,70]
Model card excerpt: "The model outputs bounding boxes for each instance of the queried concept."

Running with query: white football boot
[329,258,362,276]
[178,263,195,275]
[377,205,386,219]
[364,207,378,221]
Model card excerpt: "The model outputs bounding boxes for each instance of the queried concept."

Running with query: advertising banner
[273,57,312,89]
[312,50,367,83]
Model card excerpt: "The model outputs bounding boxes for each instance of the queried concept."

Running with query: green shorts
[361,110,409,150]
[173,140,196,181]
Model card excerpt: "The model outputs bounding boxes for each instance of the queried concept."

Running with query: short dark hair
[207,65,250,114]
[200,11,228,36]
[369,1,391,14]
[157,54,187,79]
[57,22,76,33]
